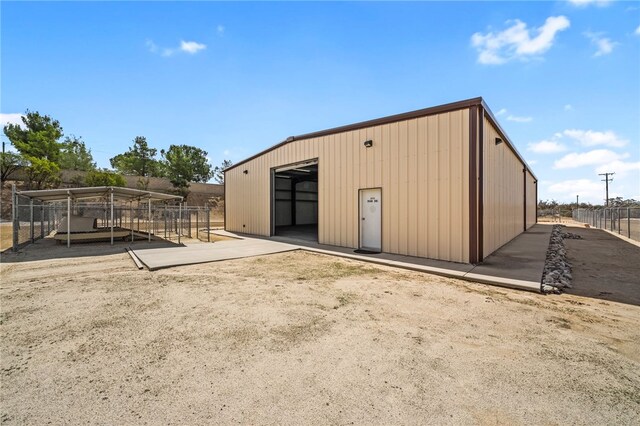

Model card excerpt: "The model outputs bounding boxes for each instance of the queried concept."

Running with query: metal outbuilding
[224,97,537,264]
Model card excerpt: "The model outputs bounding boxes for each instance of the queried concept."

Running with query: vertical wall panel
[426,115,439,259]
[226,109,471,263]
[407,119,418,257]
[526,171,537,229]
[482,118,525,256]
[417,118,427,258]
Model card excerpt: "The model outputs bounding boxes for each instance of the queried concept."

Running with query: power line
[599,172,614,206]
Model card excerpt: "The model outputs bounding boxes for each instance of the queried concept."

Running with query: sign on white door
[359,188,381,251]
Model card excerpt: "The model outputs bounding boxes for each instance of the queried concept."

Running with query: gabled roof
[225,97,536,179]
[16,186,183,203]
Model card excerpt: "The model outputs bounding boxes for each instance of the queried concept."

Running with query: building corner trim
[478,106,484,262]
[523,168,527,232]
[223,171,227,231]
[469,106,478,264]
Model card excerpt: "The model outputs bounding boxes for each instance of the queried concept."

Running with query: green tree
[3,111,64,162]
[24,156,61,189]
[0,151,27,183]
[3,111,65,189]
[59,135,96,171]
[85,169,126,187]
[212,159,233,184]
[109,136,164,177]
[161,144,213,195]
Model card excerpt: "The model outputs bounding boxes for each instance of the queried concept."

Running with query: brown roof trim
[480,99,538,181]
[225,97,483,172]
[225,97,537,179]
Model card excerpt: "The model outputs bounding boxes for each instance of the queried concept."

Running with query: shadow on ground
[0,236,183,264]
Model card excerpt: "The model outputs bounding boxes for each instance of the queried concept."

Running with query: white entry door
[359,188,382,251]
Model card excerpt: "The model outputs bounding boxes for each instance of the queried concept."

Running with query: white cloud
[563,129,628,147]
[0,113,25,129]
[568,0,611,7]
[495,108,532,122]
[507,115,533,123]
[636,25,640,35]
[471,16,570,64]
[554,149,629,169]
[180,40,206,54]
[546,178,610,202]
[145,39,158,53]
[147,39,207,57]
[595,160,640,176]
[564,104,573,111]
[584,32,618,57]
[528,140,567,154]
[217,25,225,36]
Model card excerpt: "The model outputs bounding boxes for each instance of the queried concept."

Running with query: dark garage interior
[273,163,318,241]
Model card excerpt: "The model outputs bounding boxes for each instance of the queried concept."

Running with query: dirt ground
[1,248,639,425]
[563,226,640,306]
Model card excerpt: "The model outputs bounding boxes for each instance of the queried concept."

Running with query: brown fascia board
[224,97,482,172]
[225,96,536,179]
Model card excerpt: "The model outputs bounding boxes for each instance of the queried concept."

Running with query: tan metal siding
[482,118,525,256]
[526,171,537,229]
[226,109,470,263]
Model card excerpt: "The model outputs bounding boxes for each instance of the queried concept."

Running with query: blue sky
[2,0,639,204]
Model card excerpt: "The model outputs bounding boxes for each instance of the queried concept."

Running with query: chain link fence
[7,195,219,251]
[9,193,59,250]
[573,207,640,242]
[537,208,572,223]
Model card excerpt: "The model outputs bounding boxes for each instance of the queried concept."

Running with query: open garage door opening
[272,161,318,242]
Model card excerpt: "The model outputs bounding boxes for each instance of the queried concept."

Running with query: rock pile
[541,225,582,294]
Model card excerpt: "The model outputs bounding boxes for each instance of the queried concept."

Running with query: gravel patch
[541,225,583,294]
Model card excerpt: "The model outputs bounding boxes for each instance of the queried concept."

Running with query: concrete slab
[467,224,552,283]
[130,239,298,271]
[213,226,550,293]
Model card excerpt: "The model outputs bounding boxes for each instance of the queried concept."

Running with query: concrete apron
[130,238,299,271]
[216,226,550,292]
[131,226,550,292]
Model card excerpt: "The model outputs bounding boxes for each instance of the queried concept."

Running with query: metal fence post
[610,208,614,232]
[110,189,114,246]
[29,198,34,243]
[12,185,18,251]
[628,207,631,238]
[130,201,134,242]
[618,208,621,234]
[207,207,210,242]
[40,202,44,239]
[178,202,182,245]
[67,193,71,248]
[188,210,192,239]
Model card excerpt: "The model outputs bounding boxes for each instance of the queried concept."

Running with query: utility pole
[576,195,579,210]
[599,172,614,207]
